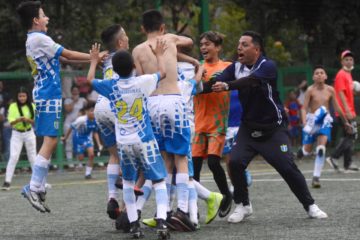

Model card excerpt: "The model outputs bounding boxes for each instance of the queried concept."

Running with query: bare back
[133,34,180,95]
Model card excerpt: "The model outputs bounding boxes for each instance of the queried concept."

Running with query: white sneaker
[227,203,253,223]
[307,204,328,219]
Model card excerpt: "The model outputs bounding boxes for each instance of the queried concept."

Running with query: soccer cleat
[134,186,144,196]
[142,218,157,228]
[85,174,92,180]
[165,211,176,230]
[170,208,196,232]
[296,148,304,159]
[156,218,170,240]
[311,177,321,188]
[218,193,232,218]
[21,184,46,213]
[326,157,339,171]
[1,182,10,191]
[38,191,51,213]
[115,211,131,233]
[115,176,123,189]
[307,204,328,219]
[129,220,144,239]
[205,192,223,224]
[107,198,120,220]
[227,203,253,223]
[344,164,359,173]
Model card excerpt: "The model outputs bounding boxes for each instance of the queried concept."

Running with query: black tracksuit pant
[229,126,315,211]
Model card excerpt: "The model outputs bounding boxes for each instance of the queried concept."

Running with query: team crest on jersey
[54,121,59,130]
[280,144,288,152]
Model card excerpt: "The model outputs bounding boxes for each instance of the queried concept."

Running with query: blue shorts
[34,99,62,137]
[148,95,191,155]
[74,136,94,155]
[94,97,116,148]
[119,139,167,181]
[302,126,332,145]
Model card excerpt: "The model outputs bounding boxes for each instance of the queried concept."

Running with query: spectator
[285,89,302,146]
[327,50,359,172]
[63,85,87,167]
[0,81,12,163]
[2,87,36,190]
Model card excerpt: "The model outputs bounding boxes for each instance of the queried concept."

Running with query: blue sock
[136,180,152,211]
[30,155,49,192]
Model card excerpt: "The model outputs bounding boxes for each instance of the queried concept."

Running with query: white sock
[136,180,153,211]
[154,180,168,220]
[165,174,173,212]
[188,180,198,224]
[30,155,50,192]
[85,166,92,176]
[193,180,210,200]
[107,164,119,200]
[123,180,138,223]
[176,173,189,213]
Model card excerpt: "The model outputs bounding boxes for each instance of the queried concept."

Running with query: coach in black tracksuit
[205,31,327,223]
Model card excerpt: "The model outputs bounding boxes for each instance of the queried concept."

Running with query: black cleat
[85,174,92,180]
[2,182,10,191]
[129,220,144,239]
[115,176,123,189]
[296,148,304,159]
[156,218,170,239]
[218,193,232,218]
[311,177,321,188]
[170,209,196,232]
[107,198,120,220]
[115,211,131,233]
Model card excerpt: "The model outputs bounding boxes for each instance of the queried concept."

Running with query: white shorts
[148,94,191,155]
[94,96,116,147]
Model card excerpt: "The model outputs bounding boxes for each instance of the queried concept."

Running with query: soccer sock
[193,180,211,200]
[30,155,49,192]
[107,164,119,200]
[165,174,173,212]
[188,180,198,224]
[169,184,177,210]
[123,180,138,223]
[153,180,168,220]
[136,180,153,211]
[313,154,325,178]
[176,173,189,213]
[85,166,92,176]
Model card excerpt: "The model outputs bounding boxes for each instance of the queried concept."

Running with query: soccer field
[0,159,359,240]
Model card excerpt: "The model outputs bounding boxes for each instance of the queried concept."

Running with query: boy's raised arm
[87,43,101,85]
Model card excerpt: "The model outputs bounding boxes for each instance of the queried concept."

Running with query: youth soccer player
[17,1,102,213]
[88,41,169,239]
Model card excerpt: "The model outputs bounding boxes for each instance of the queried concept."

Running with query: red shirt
[334,69,356,117]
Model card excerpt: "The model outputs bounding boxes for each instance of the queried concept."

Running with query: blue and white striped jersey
[92,73,160,144]
[26,32,64,100]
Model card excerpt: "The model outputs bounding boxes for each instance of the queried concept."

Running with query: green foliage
[265,37,292,67]
[212,1,249,60]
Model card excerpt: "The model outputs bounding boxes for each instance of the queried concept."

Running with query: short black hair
[16,1,42,30]
[313,65,326,72]
[242,31,265,54]
[199,31,223,46]
[101,24,123,52]
[142,9,164,33]
[112,50,134,77]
